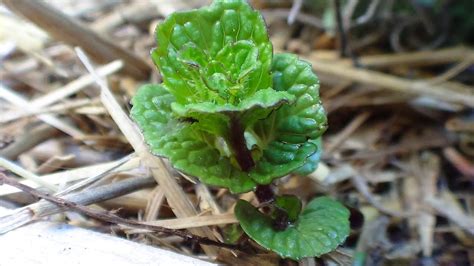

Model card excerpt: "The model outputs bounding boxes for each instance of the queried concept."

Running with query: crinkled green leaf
[292,138,322,176]
[131,84,256,193]
[235,197,350,260]
[131,1,327,193]
[249,53,327,184]
[152,0,272,106]
[170,89,294,135]
[260,53,327,143]
[130,55,327,192]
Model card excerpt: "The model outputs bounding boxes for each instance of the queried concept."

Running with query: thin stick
[0,124,58,160]
[426,194,474,235]
[1,98,97,124]
[0,173,156,234]
[0,173,243,251]
[427,56,474,85]
[325,112,370,155]
[350,173,414,217]
[287,0,303,25]
[0,157,57,191]
[334,0,348,58]
[0,157,141,197]
[55,154,135,196]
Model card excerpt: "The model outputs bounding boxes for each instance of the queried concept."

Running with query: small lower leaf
[235,197,350,260]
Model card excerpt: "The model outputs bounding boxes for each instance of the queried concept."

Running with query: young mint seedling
[131,0,349,260]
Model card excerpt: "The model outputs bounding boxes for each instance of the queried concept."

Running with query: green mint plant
[131,0,349,260]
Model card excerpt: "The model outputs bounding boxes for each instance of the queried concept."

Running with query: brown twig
[350,173,415,218]
[0,124,59,160]
[443,147,474,178]
[333,0,348,58]
[325,111,371,155]
[0,171,151,233]
[0,173,243,251]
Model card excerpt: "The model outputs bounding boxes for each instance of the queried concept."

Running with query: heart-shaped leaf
[235,197,350,260]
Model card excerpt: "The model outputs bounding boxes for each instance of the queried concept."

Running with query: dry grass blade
[306,56,474,107]
[55,154,135,196]
[1,99,96,123]
[427,56,474,85]
[351,172,414,217]
[0,124,58,160]
[409,152,438,257]
[144,186,165,221]
[75,48,219,257]
[427,192,474,235]
[195,183,223,215]
[311,46,473,68]
[35,154,75,174]
[0,157,141,197]
[0,61,122,123]
[0,157,56,191]
[0,84,85,138]
[128,213,237,231]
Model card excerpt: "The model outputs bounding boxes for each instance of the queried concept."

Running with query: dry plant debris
[0,0,473,265]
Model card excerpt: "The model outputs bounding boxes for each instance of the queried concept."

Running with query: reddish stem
[228,116,255,172]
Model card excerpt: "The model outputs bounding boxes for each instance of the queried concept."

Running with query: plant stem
[228,116,255,172]
[255,184,275,204]
[227,117,277,205]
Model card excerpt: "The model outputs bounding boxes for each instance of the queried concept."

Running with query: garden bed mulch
[0,0,473,265]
